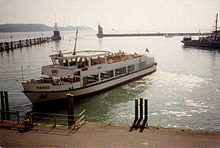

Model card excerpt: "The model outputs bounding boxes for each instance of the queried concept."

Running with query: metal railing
[28,109,86,129]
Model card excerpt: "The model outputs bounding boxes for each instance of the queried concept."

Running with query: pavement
[0,121,220,147]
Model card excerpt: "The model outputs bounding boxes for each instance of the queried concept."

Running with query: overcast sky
[0,0,219,32]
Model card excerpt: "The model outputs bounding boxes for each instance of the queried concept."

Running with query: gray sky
[0,0,219,32]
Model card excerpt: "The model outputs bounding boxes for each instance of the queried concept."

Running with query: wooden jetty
[0,37,54,52]
[97,24,211,38]
[0,23,62,52]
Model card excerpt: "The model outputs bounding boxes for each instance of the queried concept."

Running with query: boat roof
[51,50,111,59]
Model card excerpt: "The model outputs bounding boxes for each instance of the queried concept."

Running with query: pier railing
[28,109,86,129]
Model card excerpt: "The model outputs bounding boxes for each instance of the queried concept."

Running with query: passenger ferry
[22,49,157,104]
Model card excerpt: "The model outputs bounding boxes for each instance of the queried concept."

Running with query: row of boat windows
[52,56,106,68]
[83,61,147,86]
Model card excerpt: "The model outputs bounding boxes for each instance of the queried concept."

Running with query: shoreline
[1,120,220,147]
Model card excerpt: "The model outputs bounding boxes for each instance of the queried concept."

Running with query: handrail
[28,109,86,128]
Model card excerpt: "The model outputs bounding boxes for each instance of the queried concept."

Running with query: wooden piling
[66,94,75,126]
[1,91,5,120]
[5,42,9,51]
[144,99,148,121]
[4,91,10,120]
[135,99,138,120]
[139,98,143,119]
[10,41,13,50]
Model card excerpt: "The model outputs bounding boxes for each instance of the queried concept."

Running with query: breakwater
[97,32,211,38]
[97,24,211,38]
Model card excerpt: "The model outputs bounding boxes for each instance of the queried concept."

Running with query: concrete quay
[0,121,220,147]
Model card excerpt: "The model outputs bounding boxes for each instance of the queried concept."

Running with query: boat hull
[181,41,220,48]
[23,64,156,104]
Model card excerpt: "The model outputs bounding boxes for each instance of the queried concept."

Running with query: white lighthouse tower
[53,22,61,40]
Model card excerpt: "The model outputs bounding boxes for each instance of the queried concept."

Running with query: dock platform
[0,121,220,147]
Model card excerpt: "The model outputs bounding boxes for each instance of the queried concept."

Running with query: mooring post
[19,40,22,48]
[1,91,5,120]
[66,94,75,127]
[144,99,148,121]
[135,99,138,120]
[4,91,10,120]
[5,42,9,51]
[16,110,20,123]
[139,98,143,119]
[10,41,13,50]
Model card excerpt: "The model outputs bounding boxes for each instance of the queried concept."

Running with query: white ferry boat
[22,49,157,104]
[22,50,157,104]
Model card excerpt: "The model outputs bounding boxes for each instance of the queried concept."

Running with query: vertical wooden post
[144,99,148,121]
[139,98,143,119]
[5,42,9,51]
[4,91,10,120]
[1,91,5,120]
[135,99,138,120]
[16,111,20,123]
[19,40,22,48]
[66,94,74,126]
[10,41,13,50]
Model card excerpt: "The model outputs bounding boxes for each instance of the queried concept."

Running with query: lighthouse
[53,23,61,40]
[97,24,103,38]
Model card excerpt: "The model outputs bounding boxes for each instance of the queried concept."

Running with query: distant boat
[181,14,220,48]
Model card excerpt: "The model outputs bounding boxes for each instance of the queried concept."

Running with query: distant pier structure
[52,23,61,40]
[96,24,211,38]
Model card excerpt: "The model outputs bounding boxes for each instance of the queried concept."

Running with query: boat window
[87,74,99,84]
[128,64,135,73]
[115,67,126,76]
[77,57,88,68]
[69,58,77,66]
[74,71,80,76]
[63,59,69,66]
[100,70,113,81]
[138,61,146,69]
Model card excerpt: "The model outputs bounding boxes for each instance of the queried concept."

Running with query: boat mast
[214,13,218,40]
[73,27,78,55]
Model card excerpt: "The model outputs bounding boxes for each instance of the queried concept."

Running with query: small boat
[22,30,157,104]
[181,14,220,48]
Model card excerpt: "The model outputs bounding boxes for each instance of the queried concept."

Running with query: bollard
[4,91,10,120]
[144,99,148,121]
[66,94,75,126]
[135,99,138,120]
[139,98,143,119]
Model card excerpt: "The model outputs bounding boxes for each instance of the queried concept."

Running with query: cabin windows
[128,64,135,73]
[115,67,126,76]
[74,71,80,76]
[100,70,114,81]
[138,61,147,70]
[84,74,99,86]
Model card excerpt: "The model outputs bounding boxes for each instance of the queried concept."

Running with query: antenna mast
[73,28,78,55]
[215,13,218,40]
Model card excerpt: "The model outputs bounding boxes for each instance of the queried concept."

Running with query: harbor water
[0,30,220,132]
